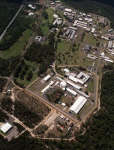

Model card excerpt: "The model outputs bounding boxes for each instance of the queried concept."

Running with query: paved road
[0,4,24,41]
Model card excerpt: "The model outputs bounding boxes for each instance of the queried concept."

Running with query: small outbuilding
[0,122,12,134]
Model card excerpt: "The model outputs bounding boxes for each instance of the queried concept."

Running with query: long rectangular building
[67,80,81,90]
[70,96,87,114]
[66,88,77,96]
[42,74,51,82]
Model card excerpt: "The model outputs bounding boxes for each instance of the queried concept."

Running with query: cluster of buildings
[53,17,63,26]
[87,51,113,63]
[64,27,77,40]
[40,68,91,114]
[73,20,90,32]
[55,114,74,133]
[63,7,96,33]
[100,52,113,63]
[49,0,114,43]
[49,0,99,42]
[27,4,36,16]
[101,31,114,41]
[64,8,76,22]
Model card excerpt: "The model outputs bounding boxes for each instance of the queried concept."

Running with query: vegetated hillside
[0,65,114,150]
[62,0,114,28]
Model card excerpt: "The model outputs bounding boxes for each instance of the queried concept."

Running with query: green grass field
[41,24,49,35]
[46,8,54,24]
[0,29,32,59]
[87,79,94,93]
[56,39,93,67]
[57,40,72,53]
[84,33,97,46]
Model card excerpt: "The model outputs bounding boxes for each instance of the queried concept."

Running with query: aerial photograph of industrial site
[0,0,114,150]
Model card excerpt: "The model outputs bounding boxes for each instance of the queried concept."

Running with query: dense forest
[0,64,114,150]
[0,0,19,34]
[24,42,56,75]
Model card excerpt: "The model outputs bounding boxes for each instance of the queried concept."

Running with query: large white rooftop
[65,8,72,13]
[70,96,87,114]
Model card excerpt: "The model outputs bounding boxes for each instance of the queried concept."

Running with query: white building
[60,81,67,90]
[69,96,87,114]
[42,75,51,82]
[28,12,34,16]
[28,4,36,10]
[41,85,50,93]
[101,35,109,40]
[85,17,93,22]
[66,88,77,96]
[77,72,90,83]
[73,20,90,31]
[41,81,54,93]
[64,68,70,73]
[108,41,114,49]
[67,80,82,90]
[0,122,12,134]
[53,18,62,25]
[53,14,59,19]
[69,75,84,85]
[91,28,95,33]
[87,54,97,60]
[35,36,42,42]
[65,8,72,13]
[100,52,113,63]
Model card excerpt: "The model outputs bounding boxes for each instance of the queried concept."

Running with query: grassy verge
[87,79,94,93]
